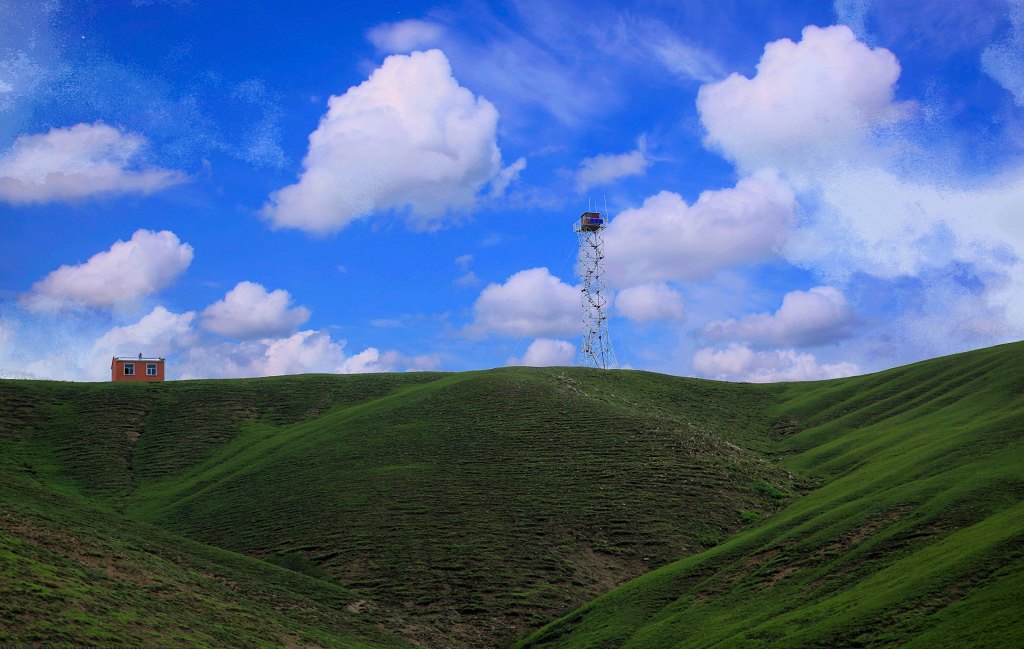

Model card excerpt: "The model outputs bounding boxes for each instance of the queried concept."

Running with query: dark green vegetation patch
[3,343,1023,647]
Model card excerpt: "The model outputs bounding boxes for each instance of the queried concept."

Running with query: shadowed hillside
[1,367,797,647]
[3,343,1023,648]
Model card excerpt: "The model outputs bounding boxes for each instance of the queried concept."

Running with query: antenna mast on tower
[574,211,617,369]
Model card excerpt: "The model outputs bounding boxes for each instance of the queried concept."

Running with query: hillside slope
[4,344,1022,648]
[1,468,416,648]
[518,342,1024,648]
[1,367,798,647]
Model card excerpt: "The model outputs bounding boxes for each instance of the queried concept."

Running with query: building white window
[146,364,157,376]
[123,363,135,376]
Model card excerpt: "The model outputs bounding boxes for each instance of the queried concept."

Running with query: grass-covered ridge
[1,366,795,647]
[2,342,1023,647]
[518,342,1024,648]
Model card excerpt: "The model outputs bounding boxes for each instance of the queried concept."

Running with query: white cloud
[180,332,439,379]
[785,166,1024,292]
[92,306,196,353]
[603,171,796,286]
[339,347,441,374]
[253,330,347,377]
[85,306,197,380]
[697,25,908,179]
[692,343,860,383]
[21,229,194,312]
[0,122,185,204]
[702,286,855,346]
[615,283,684,323]
[182,329,347,379]
[507,338,575,366]
[200,281,310,339]
[490,156,527,197]
[2,299,438,381]
[468,267,578,337]
[262,49,503,234]
[692,23,1024,347]
[575,138,649,193]
[366,19,445,53]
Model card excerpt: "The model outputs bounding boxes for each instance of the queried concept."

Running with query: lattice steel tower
[574,211,617,369]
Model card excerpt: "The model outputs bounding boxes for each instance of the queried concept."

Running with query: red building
[111,354,165,382]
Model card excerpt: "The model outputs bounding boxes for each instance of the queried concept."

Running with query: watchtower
[574,212,617,369]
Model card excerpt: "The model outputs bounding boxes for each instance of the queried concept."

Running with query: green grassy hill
[518,343,1024,648]
[2,343,1023,647]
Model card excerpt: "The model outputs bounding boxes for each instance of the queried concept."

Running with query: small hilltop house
[111,354,165,382]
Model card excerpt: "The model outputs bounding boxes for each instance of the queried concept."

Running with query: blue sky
[2,0,1023,381]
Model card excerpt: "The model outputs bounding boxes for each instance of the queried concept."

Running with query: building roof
[112,356,165,362]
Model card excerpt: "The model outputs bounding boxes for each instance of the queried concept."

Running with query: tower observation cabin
[578,212,604,232]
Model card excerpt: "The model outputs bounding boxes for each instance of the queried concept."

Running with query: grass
[517,342,1024,648]
[0,465,415,648]
[2,342,1023,647]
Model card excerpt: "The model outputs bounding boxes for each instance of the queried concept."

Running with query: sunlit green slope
[518,342,1024,648]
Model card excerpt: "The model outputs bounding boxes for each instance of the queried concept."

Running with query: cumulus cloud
[110,324,438,380]
[21,229,194,312]
[262,49,503,234]
[575,138,649,192]
[697,24,908,178]
[690,23,1024,346]
[92,303,193,347]
[177,331,440,379]
[507,338,575,366]
[3,296,439,381]
[177,329,346,379]
[92,306,196,353]
[692,343,860,383]
[703,286,855,346]
[246,330,347,377]
[603,171,796,286]
[83,306,196,380]
[0,122,185,204]
[468,267,578,337]
[339,347,441,374]
[200,281,310,339]
[366,19,445,53]
[787,166,1024,294]
[615,283,684,323]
